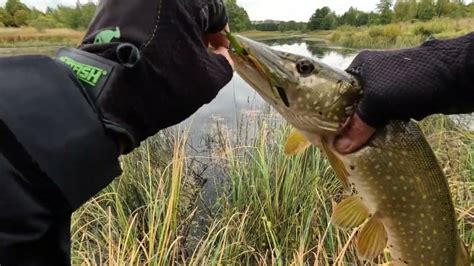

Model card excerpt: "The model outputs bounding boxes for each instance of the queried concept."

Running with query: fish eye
[296,60,315,76]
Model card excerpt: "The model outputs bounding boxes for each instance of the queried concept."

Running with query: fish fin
[331,196,369,229]
[284,129,312,156]
[320,138,350,190]
[356,216,387,261]
[456,239,470,266]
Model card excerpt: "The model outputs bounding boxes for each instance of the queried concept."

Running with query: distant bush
[368,26,384,38]
[335,24,357,32]
[413,19,452,36]
[29,15,58,32]
[329,32,341,42]
[383,24,402,40]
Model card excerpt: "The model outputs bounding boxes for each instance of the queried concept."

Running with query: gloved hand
[335,32,474,154]
[60,0,233,154]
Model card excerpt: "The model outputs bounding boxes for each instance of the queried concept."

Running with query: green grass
[240,30,304,41]
[0,27,83,47]
[71,113,473,265]
[240,17,474,49]
[328,17,474,49]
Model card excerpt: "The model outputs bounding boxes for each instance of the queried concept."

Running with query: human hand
[335,33,474,154]
[204,24,234,68]
[72,0,233,154]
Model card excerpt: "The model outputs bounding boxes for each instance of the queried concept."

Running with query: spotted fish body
[345,121,459,265]
[228,34,469,265]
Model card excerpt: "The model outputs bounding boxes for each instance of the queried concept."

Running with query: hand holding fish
[336,33,474,154]
[204,24,234,69]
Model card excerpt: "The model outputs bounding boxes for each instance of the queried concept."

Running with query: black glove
[66,0,232,154]
[346,32,474,128]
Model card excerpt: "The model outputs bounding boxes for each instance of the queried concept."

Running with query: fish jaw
[229,34,362,135]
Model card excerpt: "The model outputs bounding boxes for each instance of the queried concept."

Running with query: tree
[341,7,358,25]
[367,12,381,25]
[341,7,370,26]
[418,0,436,20]
[407,0,419,20]
[13,9,28,26]
[308,7,336,30]
[0,8,14,27]
[51,5,81,29]
[376,0,394,24]
[224,0,252,32]
[29,14,58,32]
[255,22,279,31]
[5,0,28,16]
[29,7,44,21]
[394,0,410,21]
[78,3,96,29]
[356,12,369,26]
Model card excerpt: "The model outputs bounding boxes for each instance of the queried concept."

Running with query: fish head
[229,34,362,134]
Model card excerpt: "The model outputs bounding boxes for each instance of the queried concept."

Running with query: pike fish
[227,34,470,265]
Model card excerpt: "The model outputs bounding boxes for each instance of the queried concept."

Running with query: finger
[204,24,231,49]
[335,113,376,154]
[213,46,234,69]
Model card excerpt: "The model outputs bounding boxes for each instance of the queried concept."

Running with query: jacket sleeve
[346,32,474,127]
[206,0,228,33]
[0,55,122,210]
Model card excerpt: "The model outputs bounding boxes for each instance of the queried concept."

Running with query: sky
[238,0,380,21]
[0,0,380,22]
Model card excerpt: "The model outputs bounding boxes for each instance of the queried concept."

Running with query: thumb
[335,113,376,154]
[213,46,234,69]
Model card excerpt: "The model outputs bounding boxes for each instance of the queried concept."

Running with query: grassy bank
[240,30,304,41]
[328,17,474,49]
[0,27,83,47]
[241,17,474,49]
[2,17,473,50]
[71,113,473,264]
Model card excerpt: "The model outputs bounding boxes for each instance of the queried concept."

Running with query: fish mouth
[228,35,299,103]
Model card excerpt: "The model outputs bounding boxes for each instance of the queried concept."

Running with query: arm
[79,0,233,154]
[0,0,233,210]
[336,32,474,154]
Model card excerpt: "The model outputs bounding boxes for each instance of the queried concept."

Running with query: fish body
[228,34,469,265]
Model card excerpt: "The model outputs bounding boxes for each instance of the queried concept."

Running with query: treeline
[255,21,306,32]
[308,0,474,30]
[0,0,96,30]
[226,0,474,32]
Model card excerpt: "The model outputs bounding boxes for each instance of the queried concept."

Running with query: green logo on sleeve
[59,56,108,87]
[94,27,121,44]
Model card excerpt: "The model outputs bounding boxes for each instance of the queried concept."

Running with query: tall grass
[328,17,474,49]
[0,27,83,47]
[71,112,473,265]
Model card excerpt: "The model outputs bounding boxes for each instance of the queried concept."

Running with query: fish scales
[346,121,457,265]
